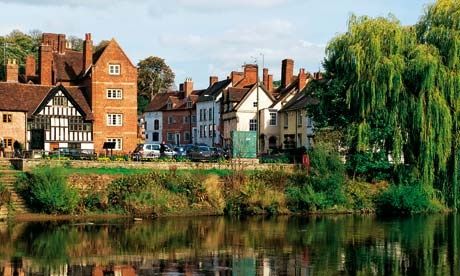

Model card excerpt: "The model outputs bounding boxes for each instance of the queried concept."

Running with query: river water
[0,214,458,275]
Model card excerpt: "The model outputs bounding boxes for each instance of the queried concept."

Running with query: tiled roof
[92,43,108,64]
[144,90,205,112]
[279,91,319,112]
[53,50,84,82]
[197,79,231,102]
[227,87,250,102]
[0,83,93,120]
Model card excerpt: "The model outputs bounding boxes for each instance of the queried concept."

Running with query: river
[0,214,458,275]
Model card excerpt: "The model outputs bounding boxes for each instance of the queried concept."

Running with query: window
[167,102,172,110]
[183,116,190,124]
[186,101,192,108]
[152,132,159,142]
[154,119,160,130]
[253,102,258,107]
[249,119,257,131]
[108,64,121,75]
[145,133,149,140]
[168,116,174,124]
[199,125,203,138]
[199,109,203,121]
[107,138,122,150]
[4,138,13,148]
[107,114,123,126]
[307,117,313,128]
[69,117,91,131]
[107,89,123,99]
[203,125,207,137]
[167,132,174,142]
[53,96,68,106]
[209,108,213,121]
[269,112,277,126]
[203,109,207,121]
[284,113,289,128]
[191,115,197,123]
[297,111,302,126]
[208,124,213,137]
[2,114,12,123]
[184,131,190,141]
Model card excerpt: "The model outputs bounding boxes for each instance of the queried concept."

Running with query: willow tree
[416,0,460,208]
[320,3,459,207]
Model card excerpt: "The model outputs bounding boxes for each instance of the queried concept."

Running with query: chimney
[25,55,36,78]
[298,68,308,91]
[39,43,53,85]
[263,68,273,91]
[209,76,218,87]
[5,59,18,83]
[184,78,193,97]
[267,74,274,92]
[281,59,294,88]
[83,33,93,71]
[179,83,184,91]
[230,71,244,86]
[58,34,66,54]
[243,64,257,85]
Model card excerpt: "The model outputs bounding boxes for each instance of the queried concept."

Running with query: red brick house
[144,79,204,145]
[0,32,137,154]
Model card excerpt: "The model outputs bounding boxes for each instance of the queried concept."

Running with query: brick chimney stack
[83,33,93,71]
[39,43,53,85]
[230,71,244,86]
[6,59,18,83]
[184,78,193,97]
[243,64,258,85]
[25,55,36,79]
[263,68,273,91]
[58,34,65,54]
[209,76,218,87]
[298,68,308,91]
[281,59,294,88]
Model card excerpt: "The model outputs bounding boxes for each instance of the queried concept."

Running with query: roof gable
[93,39,136,68]
[234,83,274,111]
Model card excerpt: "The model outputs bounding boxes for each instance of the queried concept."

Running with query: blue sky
[0,0,434,88]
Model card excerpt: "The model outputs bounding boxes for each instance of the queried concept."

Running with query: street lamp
[203,93,216,147]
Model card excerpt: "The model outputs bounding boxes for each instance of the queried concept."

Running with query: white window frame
[107,114,123,126]
[107,138,122,150]
[269,112,277,126]
[167,132,174,142]
[108,64,121,75]
[107,88,123,99]
[249,119,257,131]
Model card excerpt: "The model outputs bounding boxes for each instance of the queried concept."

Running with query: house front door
[175,133,180,145]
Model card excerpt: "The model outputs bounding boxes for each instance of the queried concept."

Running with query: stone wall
[13,159,296,172]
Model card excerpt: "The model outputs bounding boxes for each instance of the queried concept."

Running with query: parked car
[132,143,161,160]
[52,148,96,160]
[173,146,187,157]
[187,146,213,161]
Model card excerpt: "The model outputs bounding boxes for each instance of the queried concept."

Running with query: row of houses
[0,32,138,155]
[143,59,319,154]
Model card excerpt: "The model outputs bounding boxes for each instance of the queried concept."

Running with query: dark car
[187,146,213,161]
[210,147,229,160]
[173,146,187,157]
[53,148,95,160]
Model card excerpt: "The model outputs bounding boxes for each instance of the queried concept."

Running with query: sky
[0,0,434,89]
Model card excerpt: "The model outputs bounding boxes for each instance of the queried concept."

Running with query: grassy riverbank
[12,145,448,217]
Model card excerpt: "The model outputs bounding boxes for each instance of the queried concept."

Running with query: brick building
[144,79,204,145]
[0,32,137,154]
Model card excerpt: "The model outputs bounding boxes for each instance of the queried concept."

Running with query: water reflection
[0,214,457,275]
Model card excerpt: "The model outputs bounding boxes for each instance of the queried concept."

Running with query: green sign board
[231,131,257,158]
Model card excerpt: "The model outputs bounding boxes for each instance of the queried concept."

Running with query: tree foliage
[137,56,175,113]
[310,0,460,208]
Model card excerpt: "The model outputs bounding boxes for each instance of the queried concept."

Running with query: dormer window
[186,100,192,108]
[167,102,173,110]
[109,64,121,75]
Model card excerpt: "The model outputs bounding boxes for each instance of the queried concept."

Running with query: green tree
[0,29,41,80]
[310,0,460,208]
[137,56,175,113]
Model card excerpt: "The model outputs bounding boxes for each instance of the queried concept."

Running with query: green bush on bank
[15,167,79,214]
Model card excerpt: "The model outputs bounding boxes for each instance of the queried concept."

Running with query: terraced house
[0,32,137,155]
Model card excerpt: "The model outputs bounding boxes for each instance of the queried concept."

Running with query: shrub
[286,185,327,212]
[259,154,290,164]
[15,167,79,214]
[375,185,444,214]
[346,151,392,182]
